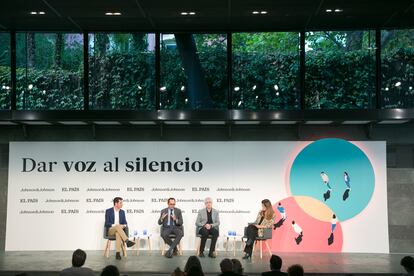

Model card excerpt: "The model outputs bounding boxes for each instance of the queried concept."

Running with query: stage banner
[6,140,388,253]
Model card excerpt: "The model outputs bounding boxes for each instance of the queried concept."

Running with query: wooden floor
[0,250,410,276]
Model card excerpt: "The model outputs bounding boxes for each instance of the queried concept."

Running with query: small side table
[134,234,152,255]
[225,235,244,256]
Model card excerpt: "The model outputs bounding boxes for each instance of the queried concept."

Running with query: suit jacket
[261,270,288,276]
[254,211,276,237]
[195,208,220,230]
[104,207,127,229]
[60,266,95,276]
[158,207,183,228]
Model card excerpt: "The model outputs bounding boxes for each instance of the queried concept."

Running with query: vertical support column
[227,32,232,110]
[375,29,381,109]
[155,33,161,110]
[300,31,306,110]
[83,31,89,110]
[10,31,17,110]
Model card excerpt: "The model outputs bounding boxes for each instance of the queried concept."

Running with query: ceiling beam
[305,0,324,30]
[134,0,156,29]
[383,1,414,27]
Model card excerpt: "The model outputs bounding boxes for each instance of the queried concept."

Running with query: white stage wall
[6,141,388,253]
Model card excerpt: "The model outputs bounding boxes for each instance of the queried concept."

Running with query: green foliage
[233,52,299,109]
[0,66,11,109]
[382,48,414,108]
[305,50,376,109]
[160,34,227,109]
[89,51,155,110]
[0,31,413,110]
[15,67,83,110]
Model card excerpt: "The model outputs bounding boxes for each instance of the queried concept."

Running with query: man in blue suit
[105,197,135,260]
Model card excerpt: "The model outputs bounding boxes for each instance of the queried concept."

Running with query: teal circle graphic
[290,138,375,221]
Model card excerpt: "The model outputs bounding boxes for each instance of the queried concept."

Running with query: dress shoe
[208,252,216,258]
[198,252,205,257]
[126,240,135,247]
[115,252,121,260]
[165,249,173,258]
[242,253,251,260]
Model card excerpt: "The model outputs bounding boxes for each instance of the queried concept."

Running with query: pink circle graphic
[270,196,343,252]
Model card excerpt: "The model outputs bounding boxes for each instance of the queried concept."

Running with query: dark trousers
[161,226,184,252]
[243,224,258,255]
[198,227,219,254]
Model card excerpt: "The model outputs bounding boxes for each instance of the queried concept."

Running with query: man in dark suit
[105,197,135,260]
[158,197,183,258]
[261,254,287,276]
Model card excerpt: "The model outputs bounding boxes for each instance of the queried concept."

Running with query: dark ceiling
[0,0,413,32]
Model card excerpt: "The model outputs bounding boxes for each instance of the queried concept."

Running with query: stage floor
[0,251,409,276]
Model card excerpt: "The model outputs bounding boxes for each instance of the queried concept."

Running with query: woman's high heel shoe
[242,253,251,260]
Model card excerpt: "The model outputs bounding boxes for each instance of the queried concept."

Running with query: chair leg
[265,240,272,256]
[226,237,229,252]
[260,240,263,259]
[179,240,183,255]
[148,237,152,254]
[196,237,200,255]
[104,240,110,257]
[161,241,166,255]
[136,237,140,256]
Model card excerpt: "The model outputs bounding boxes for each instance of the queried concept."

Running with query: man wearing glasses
[158,197,184,258]
[195,197,220,258]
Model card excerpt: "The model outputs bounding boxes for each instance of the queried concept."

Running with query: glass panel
[232,32,300,110]
[381,29,414,108]
[0,32,11,109]
[16,33,84,110]
[89,33,155,110]
[160,33,227,109]
[305,31,376,109]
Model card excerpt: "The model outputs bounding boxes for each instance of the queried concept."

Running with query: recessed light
[334,9,343,12]
[252,11,259,14]
[189,12,196,15]
[181,12,188,15]
[30,11,45,15]
[260,11,267,14]
[326,9,332,12]
[160,86,167,91]
[105,12,122,16]
[395,81,401,87]
[234,86,240,91]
